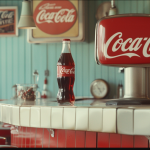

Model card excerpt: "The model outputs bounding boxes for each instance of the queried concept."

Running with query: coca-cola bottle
[57,39,75,105]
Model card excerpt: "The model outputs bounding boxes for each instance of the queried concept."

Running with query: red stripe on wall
[75,131,85,148]
[36,128,43,148]
[49,129,57,148]
[121,135,134,148]
[109,133,121,148]
[86,131,96,148]
[97,133,109,148]
[134,135,148,148]
[22,127,26,148]
[43,128,50,148]
[66,130,76,148]
[26,127,31,148]
[10,126,14,146]
[18,126,22,148]
[58,129,66,148]
[30,127,36,148]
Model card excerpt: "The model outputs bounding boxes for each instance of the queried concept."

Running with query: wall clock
[90,79,109,99]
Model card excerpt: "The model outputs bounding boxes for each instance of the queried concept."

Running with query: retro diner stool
[95,14,150,104]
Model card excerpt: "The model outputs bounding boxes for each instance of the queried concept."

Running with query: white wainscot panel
[134,109,150,135]
[102,108,116,133]
[51,107,63,129]
[2,105,6,123]
[12,106,20,126]
[5,105,12,124]
[30,107,41,128]
[88,108,102,132]
[20,107,30,127]
[63,108,75,130]
[117,109,134,135]
[76,108,88,130]
[41,107,51,128]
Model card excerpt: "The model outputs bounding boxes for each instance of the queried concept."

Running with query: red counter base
[10,126,149,148]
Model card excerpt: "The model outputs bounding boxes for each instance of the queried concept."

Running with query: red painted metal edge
[75,131,85,148]
[97,133,109,148]
[86,131,96,148]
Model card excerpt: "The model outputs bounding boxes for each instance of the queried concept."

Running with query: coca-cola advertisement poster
[96,15,150,67]
[27,0,85,43]
[0,7,18,36]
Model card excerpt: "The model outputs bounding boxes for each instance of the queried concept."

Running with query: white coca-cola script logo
[34,1,77,34]
[60,67,75,74]
[36,3,75,24]
[104,32,150,58]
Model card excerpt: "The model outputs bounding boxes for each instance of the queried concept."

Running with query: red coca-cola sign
[96,15,150,66]
[57,66,75,77]
[34,0,77,35]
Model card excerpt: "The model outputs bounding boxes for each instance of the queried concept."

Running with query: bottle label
[57,66,75,77]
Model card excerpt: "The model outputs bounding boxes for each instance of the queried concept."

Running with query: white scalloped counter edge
[1,103,150,135]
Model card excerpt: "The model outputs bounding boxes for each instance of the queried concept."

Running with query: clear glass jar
[16,84,39,101]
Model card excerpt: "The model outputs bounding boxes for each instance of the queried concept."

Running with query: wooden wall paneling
[75,131,85,148]
[99,0,109,98]
[6,0,13,99]
[43,128,50,148]
[95,0,102,81]
[131,0,138,13]
[55,43,62,97]
[118,0,125,14]
[97,133,109,148]
[57,129,66,148]
[26,127,31,148]
[144,0,150,14]
[30,127,36,148]
[89,0,96,98]
[137,0,144,13]
[109,133,121,148]
[85,131,96,148]
[121,135,134,148]
[134,135,148,148]
[124,0,131,14]
[47,43,57,98]
[71,43,77,97]
[18,0,25,85]
[66,130,76,148]
[11,1,19,94]
[82,1,89,99]
[6,36,13,99]
[0,0,7,99]
[25,32,32,84]
[35,128,43,148]
[76,43,83,99]
[32,44,47,92]
[1,37,7,99]
[49,129,58,148]
[108,67,116,99]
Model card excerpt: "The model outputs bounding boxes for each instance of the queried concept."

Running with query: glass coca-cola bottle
[57,39,75,105]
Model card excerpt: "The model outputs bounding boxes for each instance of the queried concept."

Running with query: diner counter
[1,98,150,136]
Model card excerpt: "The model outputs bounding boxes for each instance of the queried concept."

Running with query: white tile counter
[1,99,150,136]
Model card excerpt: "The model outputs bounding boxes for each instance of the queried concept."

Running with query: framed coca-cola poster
[27,0,85,43]
[0,7,18,37]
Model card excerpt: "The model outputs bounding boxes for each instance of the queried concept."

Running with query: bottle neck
[62,42,71,53]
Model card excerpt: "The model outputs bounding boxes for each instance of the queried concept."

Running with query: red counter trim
[11,126,149,148]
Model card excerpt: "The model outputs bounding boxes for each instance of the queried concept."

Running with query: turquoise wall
[0,0,148,100]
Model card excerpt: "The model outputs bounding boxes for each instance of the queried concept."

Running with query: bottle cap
[62,39,71,41]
